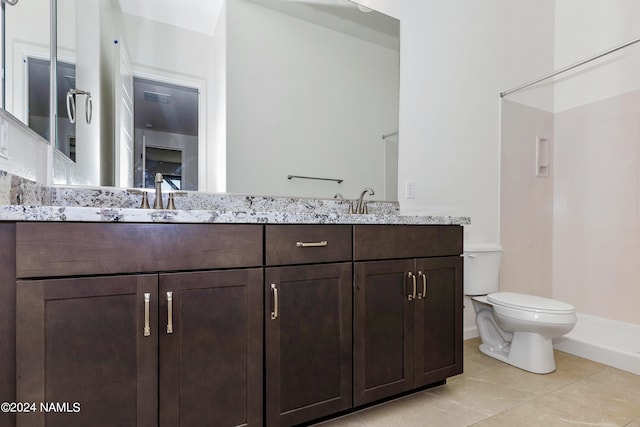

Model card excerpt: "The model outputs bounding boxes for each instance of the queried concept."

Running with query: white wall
[226,0,400,200]
[0,110,48,184]
[73,0,102,186]
[209,2,227,193]
[361,0,555,244]
[554,0,640,113]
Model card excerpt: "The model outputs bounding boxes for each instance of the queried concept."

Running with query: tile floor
[315,338,640,426]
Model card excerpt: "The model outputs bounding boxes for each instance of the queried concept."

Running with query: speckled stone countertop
[0,171,470,225]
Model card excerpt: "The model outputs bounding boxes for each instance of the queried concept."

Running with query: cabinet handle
[418,271,427,299]
[296,240,328,248]
[143,293,151,337]
[407,272,417,301]
[271,284,279,320]
[166,291,174,334]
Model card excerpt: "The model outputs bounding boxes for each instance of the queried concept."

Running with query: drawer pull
[407,272,417,301]
[166,291,174,334]
[417,271,427,299]
[271,284,279,320]
[296,240,328,248]
[143,293,151,337]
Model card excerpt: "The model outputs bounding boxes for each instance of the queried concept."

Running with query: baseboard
[553,313,640,375]
[463,326,479,341]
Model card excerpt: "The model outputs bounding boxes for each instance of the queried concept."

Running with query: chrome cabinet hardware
[296,240,328,248]
[166,292,174,334]
[143,293,151,337]
[417,271,427,299]
[407,272,417,301]
[271,284,279,320]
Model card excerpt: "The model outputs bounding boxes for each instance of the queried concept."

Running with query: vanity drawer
[265,224,352,266]
[16,222,263,278]
[353,225,462,261]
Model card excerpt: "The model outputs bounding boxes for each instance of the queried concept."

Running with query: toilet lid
[487,292,575,314]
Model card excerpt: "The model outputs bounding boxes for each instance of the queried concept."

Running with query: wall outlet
[405,180,415,199]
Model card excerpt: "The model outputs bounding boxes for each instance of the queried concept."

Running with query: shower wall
[501,90,640,325]
[500,99,554,298]
[499,0,640,327]
[553,89,640,324]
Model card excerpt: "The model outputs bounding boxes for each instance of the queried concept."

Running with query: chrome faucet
[355,188,374,214]
[153,173,164,209]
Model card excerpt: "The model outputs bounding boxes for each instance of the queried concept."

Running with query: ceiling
[117,0,225,35]
[117,0,399,49]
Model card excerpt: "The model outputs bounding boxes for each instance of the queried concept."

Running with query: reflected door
[133,77,198,191]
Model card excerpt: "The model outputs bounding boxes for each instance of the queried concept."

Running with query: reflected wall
[225,0,400,200]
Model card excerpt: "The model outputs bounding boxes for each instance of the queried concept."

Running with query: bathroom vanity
[0,189,468,427]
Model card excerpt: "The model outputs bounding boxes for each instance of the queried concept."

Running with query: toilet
[464,243,576,374]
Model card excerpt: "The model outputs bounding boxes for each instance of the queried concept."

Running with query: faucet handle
[140,192,151,209]
[166,193,176,210]
[165,191,187,210]
[127,189,151,209]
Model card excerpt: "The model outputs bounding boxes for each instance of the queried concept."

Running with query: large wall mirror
[2,0,400,201]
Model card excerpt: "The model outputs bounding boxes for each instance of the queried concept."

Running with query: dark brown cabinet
[414,257,463,387]
[17,274,159,427]
[7,221,464,427]
[353,259,415,405]
[353,225,463,406]
[14,222,264,427]
[159,269,263,427]
[264,225,353,427]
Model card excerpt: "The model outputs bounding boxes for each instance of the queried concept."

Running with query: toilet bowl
[464,244,576,374]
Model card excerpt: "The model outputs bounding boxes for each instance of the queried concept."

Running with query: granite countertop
[0,171,470,225]
[0,204,470,225]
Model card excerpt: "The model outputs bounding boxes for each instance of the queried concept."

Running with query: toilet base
[479,332,556,374]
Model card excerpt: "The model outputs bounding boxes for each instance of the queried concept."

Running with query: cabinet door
[414,257,463,387]
[16,275,158,427]
[265,263,352,427]
[353,259,415,406]
[159,269,263,427]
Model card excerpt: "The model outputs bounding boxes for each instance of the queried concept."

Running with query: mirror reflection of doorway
[144,147,182,190]
[133,77,198,191]
[27,57,77,160]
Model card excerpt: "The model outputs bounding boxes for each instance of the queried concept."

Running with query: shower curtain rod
[500,35,640,98]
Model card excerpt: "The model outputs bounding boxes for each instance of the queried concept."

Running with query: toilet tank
[463,243,502,295]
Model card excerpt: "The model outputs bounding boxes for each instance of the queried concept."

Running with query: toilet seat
[487,292,575,314]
